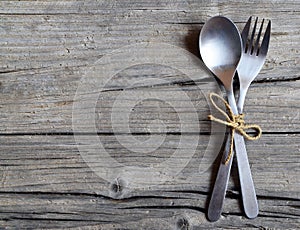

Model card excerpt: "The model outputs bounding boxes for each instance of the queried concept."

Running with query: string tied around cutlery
[208,93,262,165]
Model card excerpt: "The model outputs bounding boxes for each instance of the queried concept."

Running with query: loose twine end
[208,93,262,165]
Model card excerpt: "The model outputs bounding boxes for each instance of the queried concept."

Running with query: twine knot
[208,93,262,165]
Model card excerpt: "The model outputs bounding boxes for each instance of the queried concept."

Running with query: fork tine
[241,17,252,53]
[249,17,258,54]
[259,20,271,56]
[253,19,264,56]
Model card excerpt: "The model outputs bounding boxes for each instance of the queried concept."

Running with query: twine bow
[208,93,262,165]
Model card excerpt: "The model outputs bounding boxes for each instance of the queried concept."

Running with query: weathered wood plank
[0,1,299,135]
[0,134,298,197]
[0,190,298,229]
[0,6,299,81]
[0,65,299,133]
[0,0,299,229]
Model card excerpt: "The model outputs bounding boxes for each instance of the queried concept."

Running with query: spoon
[199,16,247,221]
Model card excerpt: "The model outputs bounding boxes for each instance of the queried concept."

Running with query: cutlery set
[199,16,271,221]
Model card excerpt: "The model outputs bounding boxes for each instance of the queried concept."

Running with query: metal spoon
[199,16,247,221]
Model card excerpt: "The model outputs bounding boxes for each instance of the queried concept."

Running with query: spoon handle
[227,91,259,219]
[207,137,233,221]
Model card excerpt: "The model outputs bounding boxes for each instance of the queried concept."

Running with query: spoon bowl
[199,16,242,90]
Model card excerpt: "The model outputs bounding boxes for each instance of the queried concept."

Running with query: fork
[208,17,271,221]
[236,17,271,218]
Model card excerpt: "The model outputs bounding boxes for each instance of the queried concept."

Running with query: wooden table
[0,1,299,229]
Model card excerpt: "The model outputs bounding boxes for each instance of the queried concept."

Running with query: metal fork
[208,17,271,221]
[236,17,271,218]
[238,17,271,112]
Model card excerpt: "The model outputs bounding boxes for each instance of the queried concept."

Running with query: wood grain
[0,0,299,229]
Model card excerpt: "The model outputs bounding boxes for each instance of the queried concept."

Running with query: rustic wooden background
[0,0,299,229]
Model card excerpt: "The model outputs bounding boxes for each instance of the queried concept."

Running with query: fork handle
[234,133,259,218]
[227,91,259,218]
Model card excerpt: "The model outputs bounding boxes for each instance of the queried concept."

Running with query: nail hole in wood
[176,217,189,230]
[111,178,123,193]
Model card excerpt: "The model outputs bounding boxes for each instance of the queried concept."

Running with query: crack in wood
[0,131,300,136]
[253,76,300,83]
[0,191,186,202]
[121,205,206,214]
